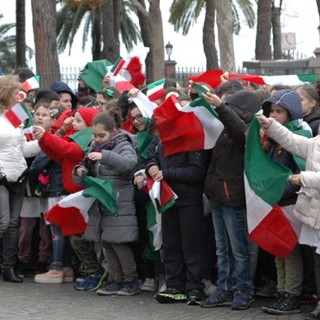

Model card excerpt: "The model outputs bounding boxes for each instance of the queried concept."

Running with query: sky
[0,1,319,71]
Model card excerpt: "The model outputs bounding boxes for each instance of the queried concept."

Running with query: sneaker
[264,292,301,315]
[200,289,233,308]
[187,289,203,306]
[231,290,254,310]
[97,280,123,296]
[305,303,320,320]
[74,277,86,290]
[117,278,140,296]
[141,278,157,292]
[155,287,187,304]
[34,269,63,284]
[255,280,277,298]
[16,261,28,278]
[63,267,74,283]
[261,291,285,312]
[82,269,108,291]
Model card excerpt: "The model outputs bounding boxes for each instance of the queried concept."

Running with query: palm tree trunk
[16,0,27,68]
[203,0,219,70]
[216,0,235,71]
[255,0,272,60]
[31,0,60,89]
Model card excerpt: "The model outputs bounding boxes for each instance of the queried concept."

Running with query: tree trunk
[136,0,164,83]
[101,0,120,62]
[216,0,235,71]
[272,6,282,59]
[91,6,102,60]
[16,0,27,68]
[31,0,60,89]
[255,0,272,60]
[203,0,219,70]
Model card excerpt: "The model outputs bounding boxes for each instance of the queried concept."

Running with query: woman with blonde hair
[0,75,40,282]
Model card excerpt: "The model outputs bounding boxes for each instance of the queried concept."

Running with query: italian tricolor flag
[146,78,166,102]
[110,55,145,88]
[5,103,30,127]
[45,176,117,236]
[227,73,319,87]
[21,75,40,92]
[244,118,309,258]
[145,178,178,250]
[154,95,224,156]
[188,70,319,90]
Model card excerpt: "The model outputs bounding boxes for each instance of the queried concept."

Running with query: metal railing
[60,66,206,92]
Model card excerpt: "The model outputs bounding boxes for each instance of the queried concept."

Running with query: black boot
[2,267,23,283]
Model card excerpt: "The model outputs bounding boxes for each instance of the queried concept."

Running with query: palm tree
[0,16,17,73]
[56,0,141,62]
[169,0,255,71]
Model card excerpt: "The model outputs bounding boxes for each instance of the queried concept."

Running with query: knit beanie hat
[77,107,100,127]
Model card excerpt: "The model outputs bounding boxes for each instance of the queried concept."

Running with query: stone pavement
[0,278,314,320]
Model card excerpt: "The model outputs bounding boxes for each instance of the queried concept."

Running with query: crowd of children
[0,67,320,320]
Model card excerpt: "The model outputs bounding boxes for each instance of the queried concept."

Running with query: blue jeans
[211,201,253,293]
[50,224,72,270]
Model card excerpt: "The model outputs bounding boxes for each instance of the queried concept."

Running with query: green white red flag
[146,178,177,250]
[244,117,309,258]
[21,76,40,93]
[188,69,319,90]
[153,95,224,156]
[5,103,29,127]
[45,176,117,236]
[111,55,145,88]
[228,73,319,87]
[146,78,166,102]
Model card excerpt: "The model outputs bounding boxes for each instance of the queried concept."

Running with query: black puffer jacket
[146,144,208,207]
[205,90,261,208]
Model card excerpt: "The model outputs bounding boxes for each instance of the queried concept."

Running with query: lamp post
[165,41,173,61]
[164,41,176,79]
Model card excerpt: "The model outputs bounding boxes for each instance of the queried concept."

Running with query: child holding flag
[32,107,107,289]
[74,112,140,296]
[257,102,320,320]
[255,89,312,315]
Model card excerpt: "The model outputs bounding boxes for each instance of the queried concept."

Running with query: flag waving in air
[111,55,145,88]
[153,94,224,156]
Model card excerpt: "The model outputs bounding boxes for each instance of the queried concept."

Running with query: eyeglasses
[131,114,143,122]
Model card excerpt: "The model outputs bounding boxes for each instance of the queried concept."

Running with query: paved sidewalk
[0,278,314,320]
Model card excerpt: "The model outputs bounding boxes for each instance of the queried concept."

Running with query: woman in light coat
[0,75,40,282]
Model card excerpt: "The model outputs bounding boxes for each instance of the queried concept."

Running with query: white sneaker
[157,274,167,293]
[141,278,157,291]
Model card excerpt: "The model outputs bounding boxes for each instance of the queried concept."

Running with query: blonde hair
[0,75,21,112]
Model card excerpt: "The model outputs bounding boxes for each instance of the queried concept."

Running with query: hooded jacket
[262,89,303,206]
[51,81,78,110]
[205,90,260,208]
